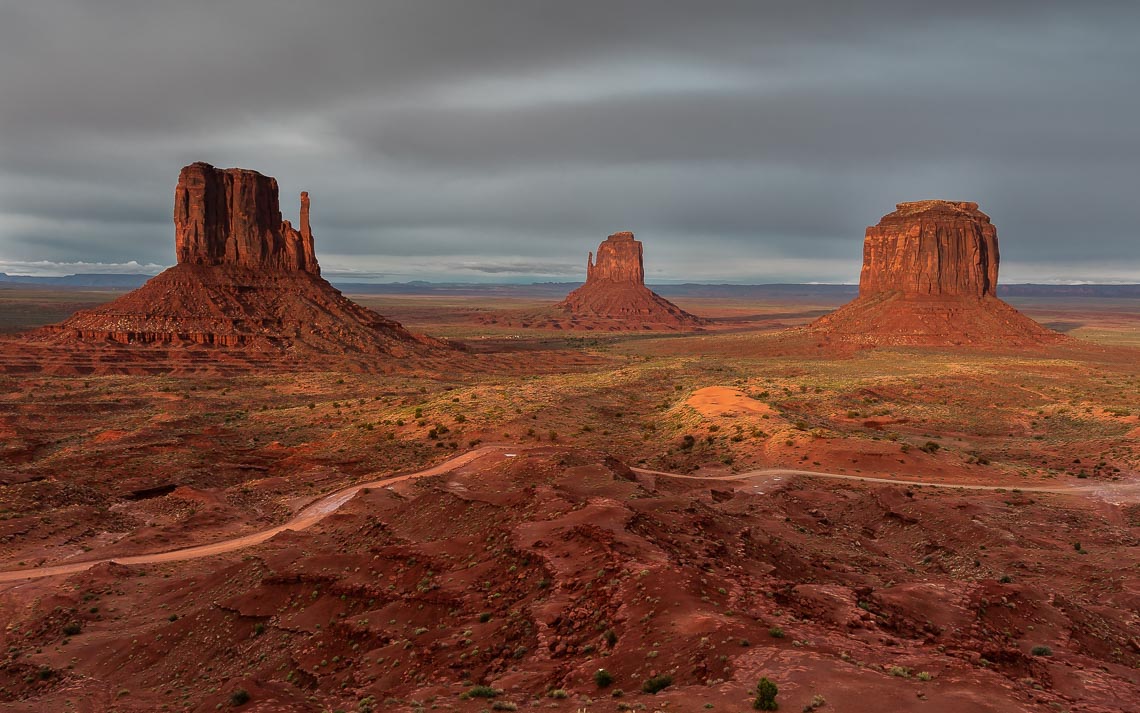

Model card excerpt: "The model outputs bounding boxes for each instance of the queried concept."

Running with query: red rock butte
[556,232,705,330]
[811,201,1061,346]
[174,162,319,274]
[14,162,444,373]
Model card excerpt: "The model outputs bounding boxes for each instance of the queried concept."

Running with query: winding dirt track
[2,445,1135,583]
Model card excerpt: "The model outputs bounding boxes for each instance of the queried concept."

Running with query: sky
[1,1,1138,284]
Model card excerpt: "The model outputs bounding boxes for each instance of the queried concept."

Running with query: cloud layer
[1,1,1137,282]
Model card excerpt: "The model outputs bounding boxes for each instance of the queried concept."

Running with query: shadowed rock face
[558,232,704,330]
[174,162,318,274]
[860,201,998,299]
[812,201,1060,347]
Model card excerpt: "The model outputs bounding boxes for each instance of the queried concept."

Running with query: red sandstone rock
[31,162,442,369]
[859,201,998,299]
[812,201,1060,346]
[557,232,705,330]
[586,231,644,284]
[174,162,319,274]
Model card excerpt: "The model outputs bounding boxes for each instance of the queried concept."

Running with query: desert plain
[0,279,1137,713]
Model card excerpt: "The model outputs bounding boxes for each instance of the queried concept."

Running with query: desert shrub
[549,689,569,698]
[229,688,250,707]
[463,685,499,699]
[642,674,673,694]
[62,622,82,637]
[1031,645,1053,656]
[753,677,778,710]
[594,668,614,687]
[768,626,784,639]
[478,612,492,623]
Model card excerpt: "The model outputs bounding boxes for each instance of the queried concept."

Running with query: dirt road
[2,445,1134,583]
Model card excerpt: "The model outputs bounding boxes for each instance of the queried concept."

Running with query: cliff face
[558,232,704,330]
[812,200,1059,347]
[859,201,998,299]
[586,231,645,284]
[173,162,319,274]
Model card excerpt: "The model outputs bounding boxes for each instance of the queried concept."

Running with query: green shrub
[768,626,784,639]
[753,677,778,710]
[594,668,614,688]
[1031,645,1053,656]
[462,685,499,699]
[642,674,672,694]
[62,622,82,637]
[229,689,251,707]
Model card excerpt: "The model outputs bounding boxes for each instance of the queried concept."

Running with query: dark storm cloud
[1,1,1137,282]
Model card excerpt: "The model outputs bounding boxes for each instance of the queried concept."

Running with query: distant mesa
[554,231,706,330]
[811,200,1062,346]
[22,162,442,371]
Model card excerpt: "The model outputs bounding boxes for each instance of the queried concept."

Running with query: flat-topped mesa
[859,200,997,299]
[586,231,645,284]
[810,199,1061,347]
[174,162,319,274]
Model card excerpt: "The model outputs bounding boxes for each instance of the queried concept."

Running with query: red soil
[1,447,1136,712]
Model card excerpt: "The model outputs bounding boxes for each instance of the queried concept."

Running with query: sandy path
[2,445,1135,583]
[0,446,503,584]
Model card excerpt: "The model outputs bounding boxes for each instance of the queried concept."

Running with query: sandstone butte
[556,231,705,329]
[811,200,1062,346]
[30,162,441,366]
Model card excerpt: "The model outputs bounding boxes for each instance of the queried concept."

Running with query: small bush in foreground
[642,674,673,694]
[753,677,778,710]
[462,685,499,699]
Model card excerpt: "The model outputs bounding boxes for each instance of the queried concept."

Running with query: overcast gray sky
[1,1,1137,283]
